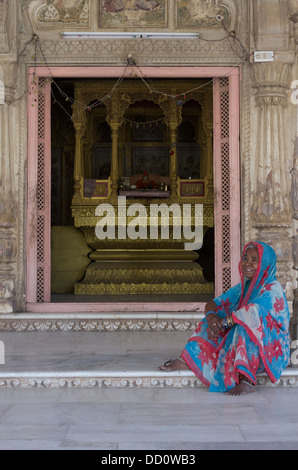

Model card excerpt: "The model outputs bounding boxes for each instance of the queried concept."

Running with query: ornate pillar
[251,61,293,297]
[288,0,298,341]
[72,119,86,202]
[169,123,178,196]
[0,0,19,312]
[109,121,120,199]
[0,65,18,313]
[166,99,182,198]
[106,93,122,199]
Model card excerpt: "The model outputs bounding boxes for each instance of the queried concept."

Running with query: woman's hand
[206,313,224,340]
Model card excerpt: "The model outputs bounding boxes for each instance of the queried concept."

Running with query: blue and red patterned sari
[181,242,290,393]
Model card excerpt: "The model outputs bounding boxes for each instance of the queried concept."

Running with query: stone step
[0,369,297,389]
[0,312,203,332]
[0,327,297,389]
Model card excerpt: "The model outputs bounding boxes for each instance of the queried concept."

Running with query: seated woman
[160,241,290,395]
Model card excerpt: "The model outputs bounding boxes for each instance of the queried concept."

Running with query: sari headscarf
[182,241,290,392]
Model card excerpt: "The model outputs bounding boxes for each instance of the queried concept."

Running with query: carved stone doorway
[26,67,240,313]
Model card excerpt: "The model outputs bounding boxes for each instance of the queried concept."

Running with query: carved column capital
[252,62,292,107]
[73,119,86,136]
[109,120,121,132]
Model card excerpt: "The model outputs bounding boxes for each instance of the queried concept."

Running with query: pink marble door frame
[27,73,52,305]
[213,75,241,297]
[26,66,240,313]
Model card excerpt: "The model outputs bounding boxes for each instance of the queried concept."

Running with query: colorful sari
[181,241,290,393]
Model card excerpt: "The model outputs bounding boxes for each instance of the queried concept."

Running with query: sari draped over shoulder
[181,241,290,393]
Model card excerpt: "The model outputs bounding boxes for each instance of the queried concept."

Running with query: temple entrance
[51,77,214,302]
[26,67,240,312]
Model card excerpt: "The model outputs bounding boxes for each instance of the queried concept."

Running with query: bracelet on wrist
[205,310,216,318]
[223,314,234,329]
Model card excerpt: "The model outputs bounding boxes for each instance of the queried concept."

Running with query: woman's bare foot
[226,379,256,396]
[159,357,190,371]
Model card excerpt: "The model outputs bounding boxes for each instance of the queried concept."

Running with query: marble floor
[0,330,297,450]
[0,386,298,450]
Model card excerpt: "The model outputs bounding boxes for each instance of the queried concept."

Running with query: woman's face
[241,247,259,280]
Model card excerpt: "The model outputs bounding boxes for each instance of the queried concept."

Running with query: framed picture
[176,0,230,29]
[36,0,90,26]
[99,0,168,28]
[132,147,169,176]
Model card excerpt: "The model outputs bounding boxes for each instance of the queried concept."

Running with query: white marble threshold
[0,369,297,389]
[0,312,204,320]
[0,312,204,332]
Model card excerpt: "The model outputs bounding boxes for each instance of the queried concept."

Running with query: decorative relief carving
[91,181,109,197]
[251,61,294,296]
[180,181,205,197]
[75,282,213,295]
[0,63,18,103]
[34,0,89,26]
[0,317,200,332]
[0,98,18,313]
[252,62,292,108]
[0,370,296,389]
[176,0,230,29]
[99,0,167,28]
[251,62,293,226]
[0,375,206,389]
[23,36,239,66]
[0,233,17,265]
[23,0,243,35]
[0,277,14,313]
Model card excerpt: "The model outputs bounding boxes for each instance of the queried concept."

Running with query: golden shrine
[70,78,214,296]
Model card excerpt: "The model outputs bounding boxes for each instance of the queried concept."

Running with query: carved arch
[119,92,169,123]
